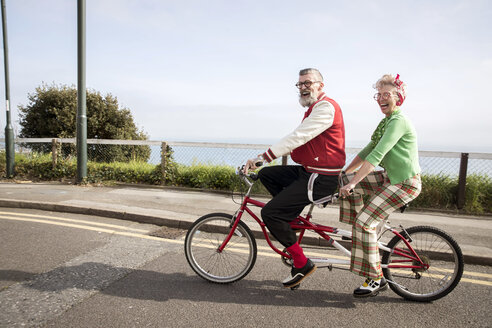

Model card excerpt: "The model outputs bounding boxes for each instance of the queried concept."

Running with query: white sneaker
[353,278,388,297]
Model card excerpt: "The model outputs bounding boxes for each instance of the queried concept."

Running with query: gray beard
[299,94,317,107]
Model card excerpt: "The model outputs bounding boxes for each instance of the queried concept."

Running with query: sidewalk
[1,181,491,265]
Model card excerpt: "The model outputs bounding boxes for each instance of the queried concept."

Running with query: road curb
[0,199,191,230]
[1,198,490,266]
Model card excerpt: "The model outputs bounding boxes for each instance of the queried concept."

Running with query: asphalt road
[1,208,491,328]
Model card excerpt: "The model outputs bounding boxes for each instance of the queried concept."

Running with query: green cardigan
[358,110,421,184]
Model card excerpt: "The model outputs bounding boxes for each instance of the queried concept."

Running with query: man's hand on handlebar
[242,156,264,174]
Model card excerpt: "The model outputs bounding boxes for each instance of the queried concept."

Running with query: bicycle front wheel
[184,213,257,284]
[382,226,464,302]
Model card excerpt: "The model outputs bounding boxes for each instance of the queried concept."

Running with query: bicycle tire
[382,225,464,302]
[184,213,257,284]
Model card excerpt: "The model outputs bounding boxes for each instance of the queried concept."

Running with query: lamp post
[76,0,87,182]
[1,0,14,177]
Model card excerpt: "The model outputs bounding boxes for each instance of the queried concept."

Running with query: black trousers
[258,165,338,248]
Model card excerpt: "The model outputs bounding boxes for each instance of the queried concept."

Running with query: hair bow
[394,74,406,106]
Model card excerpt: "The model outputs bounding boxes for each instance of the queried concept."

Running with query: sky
[0,0,491,152]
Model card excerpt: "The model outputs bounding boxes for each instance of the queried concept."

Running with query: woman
[339,74,421,298]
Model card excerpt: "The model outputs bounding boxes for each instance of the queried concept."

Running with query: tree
[18,83,150,162]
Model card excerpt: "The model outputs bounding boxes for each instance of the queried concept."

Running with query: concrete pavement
[1,181,491,265]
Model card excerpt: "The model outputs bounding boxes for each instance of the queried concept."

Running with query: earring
[396,94,403,106]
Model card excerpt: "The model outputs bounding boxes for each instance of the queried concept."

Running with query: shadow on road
[1,262,403,308]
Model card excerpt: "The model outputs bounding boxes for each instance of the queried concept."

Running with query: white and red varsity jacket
[262,92,345,175]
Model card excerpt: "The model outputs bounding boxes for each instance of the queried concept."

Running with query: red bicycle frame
[219,192,429,270]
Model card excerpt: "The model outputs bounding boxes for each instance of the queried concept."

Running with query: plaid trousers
[339,171,421,279]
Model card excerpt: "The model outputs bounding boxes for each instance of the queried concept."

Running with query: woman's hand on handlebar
[339,182,355,198]
[339,160,374,198]
[242,156,264,174]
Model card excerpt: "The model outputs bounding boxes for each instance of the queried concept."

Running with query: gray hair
[374,74,398,90]
[374,74,407,105]
[299,68,323,82]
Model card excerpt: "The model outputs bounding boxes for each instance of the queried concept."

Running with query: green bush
[0,150,5,170]
[18,83,151,162]
[411,174,457,210]
[406,173,492,214]
[87,161,161,185]
[1,150,491,214]
[173,163,268,194]
[12,152,75,180]
[1,151,171,185]
[175,164,238,190]
[463,174,492,213]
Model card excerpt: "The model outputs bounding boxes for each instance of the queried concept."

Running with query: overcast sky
[1,0,491,152]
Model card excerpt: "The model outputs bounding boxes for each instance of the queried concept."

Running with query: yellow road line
[3,215,491,287]
[462,271,492,279]
[434,267,492,279]
[411,265,492,279]
[0,210,149,233]
[0,215,182,244]
[460,277,492,286]
[388,268,492,287]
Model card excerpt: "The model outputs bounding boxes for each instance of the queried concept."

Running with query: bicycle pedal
[290,284,300,290]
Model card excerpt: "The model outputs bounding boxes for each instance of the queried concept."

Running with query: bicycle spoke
[382,226,463,302]
[185,214,257,283]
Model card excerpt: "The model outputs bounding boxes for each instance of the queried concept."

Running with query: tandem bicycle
[184,168,464,302]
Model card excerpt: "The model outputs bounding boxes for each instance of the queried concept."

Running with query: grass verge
[1,150,490,215]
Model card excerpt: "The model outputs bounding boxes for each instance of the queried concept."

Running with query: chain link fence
[2,138,492,210]
[2,138,491,178]
[8,138,161,164]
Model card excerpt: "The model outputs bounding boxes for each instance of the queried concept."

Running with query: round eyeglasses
[295,80,321,89]
[373,92,395,101]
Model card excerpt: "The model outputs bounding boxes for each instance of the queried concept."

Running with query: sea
[149,145,491,178]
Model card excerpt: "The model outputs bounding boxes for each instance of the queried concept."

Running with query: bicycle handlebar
[237,166,259,181]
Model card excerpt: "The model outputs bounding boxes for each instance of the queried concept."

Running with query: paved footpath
[1,181,491,265]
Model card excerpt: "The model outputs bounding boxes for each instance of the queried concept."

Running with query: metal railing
[2,138,492,209]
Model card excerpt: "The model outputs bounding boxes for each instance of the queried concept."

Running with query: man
[243,68,346,288]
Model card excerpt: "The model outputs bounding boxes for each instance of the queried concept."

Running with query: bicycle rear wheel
[382,226,464,302]
[184,213,257,284]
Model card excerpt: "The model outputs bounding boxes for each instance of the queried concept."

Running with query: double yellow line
[1,210,491,287]
[0,210,182,244]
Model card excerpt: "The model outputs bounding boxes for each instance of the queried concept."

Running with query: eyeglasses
[373,92,395,101]
[295,80,321,89]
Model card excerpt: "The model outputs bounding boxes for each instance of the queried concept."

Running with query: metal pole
[1,0,14,177]
[457,152,469,210]
[161,141,167,185]
[51,138,58,169]
[76,0,87,182]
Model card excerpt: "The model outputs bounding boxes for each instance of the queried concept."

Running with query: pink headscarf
[394,74,407,106]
